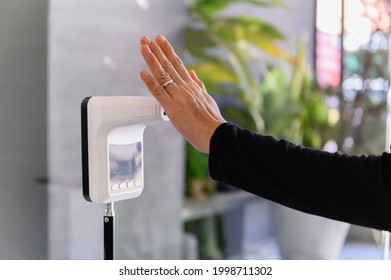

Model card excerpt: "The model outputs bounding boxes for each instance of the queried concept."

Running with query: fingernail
[141,36,152,44]
[156,34,166,43]
[140,70,150,78]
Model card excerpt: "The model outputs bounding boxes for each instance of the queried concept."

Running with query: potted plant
[261,40,350,259]
[184,0,350,259]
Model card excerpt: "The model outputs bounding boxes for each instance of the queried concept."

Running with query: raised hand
[139,34,226,154]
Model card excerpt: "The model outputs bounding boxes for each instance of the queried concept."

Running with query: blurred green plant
[260,39,330,147]
[186,143,209,179]
[184,0,331,147]
[185,143,215,198]
[185,0,288,133]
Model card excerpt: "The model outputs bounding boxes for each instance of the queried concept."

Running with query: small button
[111,184,119,191]
[127,181,135,188]
[135,180,142,188]
[119,183,127,189]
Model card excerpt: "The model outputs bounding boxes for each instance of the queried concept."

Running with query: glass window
[316,0,390,154]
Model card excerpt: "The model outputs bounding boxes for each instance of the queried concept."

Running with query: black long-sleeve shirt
[208,122,391,231]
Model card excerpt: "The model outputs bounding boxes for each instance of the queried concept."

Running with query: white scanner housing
[81,96,169,203]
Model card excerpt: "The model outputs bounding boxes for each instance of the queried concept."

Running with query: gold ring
[162,78,174,88]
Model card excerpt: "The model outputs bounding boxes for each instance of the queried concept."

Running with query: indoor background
[0,0,388,260]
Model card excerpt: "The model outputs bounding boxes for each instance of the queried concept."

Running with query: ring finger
[140,44,178,91]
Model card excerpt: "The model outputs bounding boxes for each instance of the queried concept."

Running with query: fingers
[140,43,177,89]
[139,35,226,154]
[140,36,181,86]
[155,35,192,82]
[189,70,206,91]
[140,35,191,85]
[140,35,213,110]
[139,69,171,108]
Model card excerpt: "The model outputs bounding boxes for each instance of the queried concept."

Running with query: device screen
[109,142,142,186]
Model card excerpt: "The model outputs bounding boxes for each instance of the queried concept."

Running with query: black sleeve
[208,122,391,231]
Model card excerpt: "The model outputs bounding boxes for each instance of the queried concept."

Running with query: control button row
[111,180,142,191]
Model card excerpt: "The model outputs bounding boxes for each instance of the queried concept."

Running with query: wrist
[204,121,226,154]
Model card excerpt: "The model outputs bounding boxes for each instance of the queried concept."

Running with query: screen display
[109,142,142,185]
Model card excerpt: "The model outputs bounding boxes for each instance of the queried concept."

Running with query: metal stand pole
[104,202,115,260]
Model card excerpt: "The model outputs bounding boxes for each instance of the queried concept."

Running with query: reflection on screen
[109,142,142,185]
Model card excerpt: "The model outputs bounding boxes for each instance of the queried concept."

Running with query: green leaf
[190,0,230,19]
[261,67,286,93]
[186,144,209,178]
[184,28,216,59]
[223,17,286,41]
[189,0,284,19]
[189,62,239,84]
[222,107,256,130]
[211,17,289,58]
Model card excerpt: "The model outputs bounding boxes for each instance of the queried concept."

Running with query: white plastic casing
[81,96,169,203]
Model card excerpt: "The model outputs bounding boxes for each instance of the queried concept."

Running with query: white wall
[0,0,48,259]
[48,0,187,259]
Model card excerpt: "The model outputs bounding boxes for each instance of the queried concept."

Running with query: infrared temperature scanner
[81,96,169,259]
[81,96,168,203]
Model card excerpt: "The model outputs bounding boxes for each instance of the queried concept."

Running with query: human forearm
[209,122,391,230]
